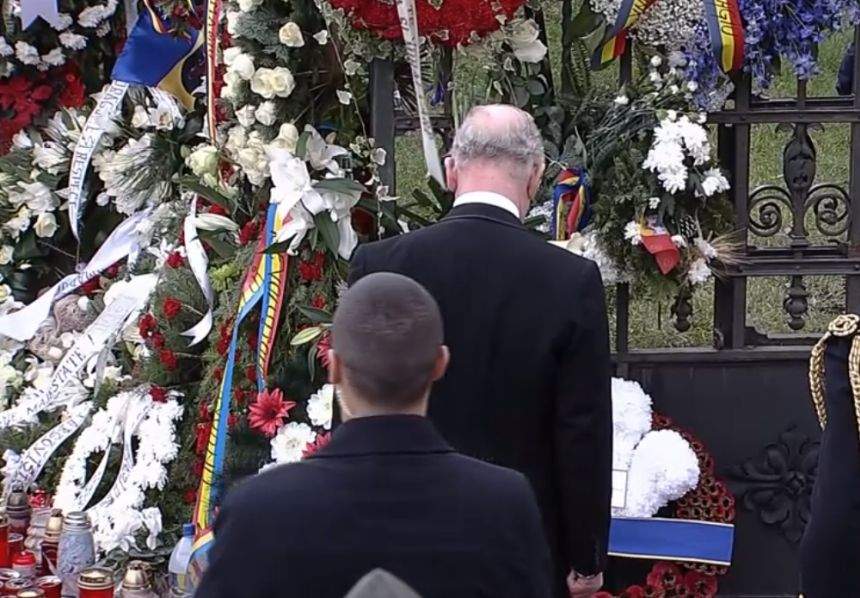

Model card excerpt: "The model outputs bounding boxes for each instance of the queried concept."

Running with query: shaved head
[332,273,445,409]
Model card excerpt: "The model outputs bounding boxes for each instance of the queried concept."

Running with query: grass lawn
[393,9,856,349]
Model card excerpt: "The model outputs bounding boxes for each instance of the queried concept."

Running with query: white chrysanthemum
[307,384,334,430]
[42,48,65,66]
[687,257,712,285]
[630,0,703,51]
[271,422,316,464]
[14,41,40,65]
[53,12,74,30]
[623,221,642,245]
[700,167,730,197]
[611,378,653,471]
[0,38,12,57]
[622,429,700,517]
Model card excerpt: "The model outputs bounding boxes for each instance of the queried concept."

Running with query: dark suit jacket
[838,43,854,95]
[195,415,552,598]
[800,336,860,597]
[348,202,613,586]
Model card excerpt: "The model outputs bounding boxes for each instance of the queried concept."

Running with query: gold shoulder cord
[808,314,860,441]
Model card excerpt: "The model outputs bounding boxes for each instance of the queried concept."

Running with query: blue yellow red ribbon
[552,167,592,241]
[703,0,745,72]
[111,0,203,109]
[188,204,290,586]
[591,0,657,69]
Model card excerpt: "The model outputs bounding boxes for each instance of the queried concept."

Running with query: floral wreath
[323,0,525,46]
[598,413,736,598]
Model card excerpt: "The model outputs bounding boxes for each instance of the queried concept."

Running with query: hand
[566,570,603,598]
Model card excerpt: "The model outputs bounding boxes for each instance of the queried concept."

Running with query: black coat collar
[311,415,455,458]
[442,203,525,230]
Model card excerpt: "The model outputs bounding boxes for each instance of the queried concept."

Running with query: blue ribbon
[608,517,734,566]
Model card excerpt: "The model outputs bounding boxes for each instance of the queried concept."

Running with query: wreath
[325,0,525,46]
[598,413,736,598]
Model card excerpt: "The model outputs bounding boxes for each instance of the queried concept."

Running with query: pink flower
[248,388,296,437]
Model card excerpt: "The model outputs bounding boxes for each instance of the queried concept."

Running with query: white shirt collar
[452,191,521,219]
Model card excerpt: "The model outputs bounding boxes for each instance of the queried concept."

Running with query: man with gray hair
[349,104,612,597]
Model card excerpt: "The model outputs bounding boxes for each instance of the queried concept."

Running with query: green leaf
[568,2,605,38]
[526,79,546,96]
[314,212,340,257]
[295,132,311,160]
[297,305,333,323]
[291,326,323,346]
[263,240,292,255]
[307,344,317,383]
[178,177,236,212]
[313,178,366,196]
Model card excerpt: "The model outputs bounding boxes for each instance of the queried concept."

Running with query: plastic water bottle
[168,523,195,595]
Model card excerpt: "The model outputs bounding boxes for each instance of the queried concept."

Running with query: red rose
[149,386,168,403]
[150,332,166,349]
[238,219,259,246]
[208,204,228,216]
[183,488,198,505]
[162,297,182,319]
[138,313,158,337]
[311,294,327,310]
[166,252,184,268]
[159,349,178,370]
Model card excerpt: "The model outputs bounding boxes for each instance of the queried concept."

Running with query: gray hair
[450,104,544,172]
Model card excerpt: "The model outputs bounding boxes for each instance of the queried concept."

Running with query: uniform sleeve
[554,262,612,575]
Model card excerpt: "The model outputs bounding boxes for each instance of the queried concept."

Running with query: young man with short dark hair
[196,272,553,598]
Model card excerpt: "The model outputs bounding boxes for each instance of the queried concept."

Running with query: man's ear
[444,157,457,191]
[527,159,546,200]
[431,345,450,382]
[329,350,343,385]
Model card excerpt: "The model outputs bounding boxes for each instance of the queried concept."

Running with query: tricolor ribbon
[111,0,204,110]
[609,517,734,566]
[205,0,222,141]
[591,0,657,69]
[703,0,744,72]
[188,204,290,586]
[639,219,680,275]
[552,167,592,241]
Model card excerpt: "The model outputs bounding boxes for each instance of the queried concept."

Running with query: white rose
[23,182,57,213]
[237,0,262,12]
[279,22,304,47]
[0,246,13,265]
[508,19,547,64]
[231,53,255,81]
[255,101,277,126]
[277,123,299,150]
[235,105,256,128]
[225,10,241,35]
[34,212,58,238]
[313,30,329,45]
[186,145,219,177]
[269,67,295,98]
[222,69,243,100]
[250,68,276,99]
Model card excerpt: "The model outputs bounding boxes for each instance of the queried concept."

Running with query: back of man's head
[331,273,446,413]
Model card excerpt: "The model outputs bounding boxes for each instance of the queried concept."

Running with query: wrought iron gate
[370,26,860,595]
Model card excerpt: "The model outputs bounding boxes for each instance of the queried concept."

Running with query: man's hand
[566,570,603,598]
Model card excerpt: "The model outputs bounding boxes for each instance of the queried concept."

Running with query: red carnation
[183,488,198,505]
[216,336,230,356]
[246,332,258,352]
[298,252,326,282]
[213,367,224,383]
[208,204,228,216]
[162,297,182,319]
[311,294,327,310]
[303,432,331,459]
[248,388,295,437]
[619,586,647,598]
[138,313,158,337]
[149,386,168,403]
[166,251,184,268]
[192,458,205,477]
[159,349,178,370]
[646,563,682,591]
[683,571,717,597]
[198,401,211,421]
